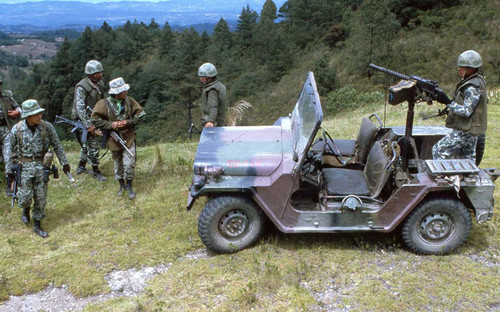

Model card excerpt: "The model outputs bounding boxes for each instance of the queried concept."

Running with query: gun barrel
[369,63,411,81]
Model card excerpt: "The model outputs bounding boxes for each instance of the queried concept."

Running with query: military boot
[92,166,108,181]
[33,220,48,238]
[126,180,136,200]
[22,207,30,225]
[5,175,12,196]
[117,179,125,196]
[76,161,87,175]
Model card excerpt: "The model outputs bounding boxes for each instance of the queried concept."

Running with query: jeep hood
[193,125,287,176]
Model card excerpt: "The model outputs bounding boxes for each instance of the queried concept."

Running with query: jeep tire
[198,196,264,253]
[402,197,472,255]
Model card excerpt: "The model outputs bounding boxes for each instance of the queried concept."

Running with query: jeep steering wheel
[322,130,345,165]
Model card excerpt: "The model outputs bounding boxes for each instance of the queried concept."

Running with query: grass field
[0,95,499,311]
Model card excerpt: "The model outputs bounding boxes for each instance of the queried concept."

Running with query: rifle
[106,130,135,157]
[421,107,449,120]
[369,63,444,104]
[55,115,89,143]
[10,164,21,207]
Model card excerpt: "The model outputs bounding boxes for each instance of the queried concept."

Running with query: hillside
[0,94,499,310]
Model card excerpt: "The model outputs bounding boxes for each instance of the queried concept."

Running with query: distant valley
[0,0,286,33]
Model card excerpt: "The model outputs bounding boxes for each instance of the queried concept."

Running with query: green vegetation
[3,0,498,143]
[0,92,498,311]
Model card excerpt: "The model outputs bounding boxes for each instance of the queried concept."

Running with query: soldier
[9,100,70,238]
[198,63,228,127]
[0,76,22,195]
[433,50,487,162]
[91,78,145,200]
[72,60,107,181]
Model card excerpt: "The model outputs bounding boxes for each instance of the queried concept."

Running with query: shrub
[324,85,383,115]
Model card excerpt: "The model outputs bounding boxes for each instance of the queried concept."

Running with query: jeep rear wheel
[198,196,264,253]
[402,198,471,255]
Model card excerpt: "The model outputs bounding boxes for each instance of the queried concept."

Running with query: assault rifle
[369,63,444,104]
[421,107,449,120]
[55,115,89,143]
[10,164,21,207]
[188,123,201,135]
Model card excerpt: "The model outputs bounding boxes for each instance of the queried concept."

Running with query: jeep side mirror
[293,152,298,162]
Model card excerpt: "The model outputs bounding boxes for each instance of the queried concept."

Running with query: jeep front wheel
[402,198,472,255]
[198,196,264,253]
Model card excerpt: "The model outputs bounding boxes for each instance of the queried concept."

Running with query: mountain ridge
[0,0,285,33]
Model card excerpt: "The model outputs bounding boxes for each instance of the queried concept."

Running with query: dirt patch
[0,264,172,312]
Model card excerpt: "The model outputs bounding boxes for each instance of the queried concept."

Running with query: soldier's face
[115,91,127,100]
[90,72,102,83]
[26,113,43,125]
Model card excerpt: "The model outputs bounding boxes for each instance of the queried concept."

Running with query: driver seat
[313,114,382,167]
[322,140,397,198]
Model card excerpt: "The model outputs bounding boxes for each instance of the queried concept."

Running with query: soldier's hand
[87,125,96,133]
[117,120,127,128]
[7,110,20,118]
[204,122,214,128]
[111,121,119,130]
[94,129,103,136]
[63,164,70,174]
[435,89,452,105]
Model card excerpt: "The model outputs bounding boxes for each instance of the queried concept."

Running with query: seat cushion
[323,168,370,196]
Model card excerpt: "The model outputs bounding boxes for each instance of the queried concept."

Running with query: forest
[3,0,499,143]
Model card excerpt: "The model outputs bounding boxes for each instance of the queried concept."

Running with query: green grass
[0,97,499,311]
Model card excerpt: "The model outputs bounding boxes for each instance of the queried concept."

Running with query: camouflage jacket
[201,80,227,126]
[0,89,21,129]
[446,73,487,135]
[72,77,106,128]
[91,96,145,151]
[9,120,68,169]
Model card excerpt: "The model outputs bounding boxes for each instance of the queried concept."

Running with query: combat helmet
[198,63,217,77]
[85,60,104,75]
[457,50,482,68]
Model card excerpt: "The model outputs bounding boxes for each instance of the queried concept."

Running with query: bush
[324,85,383,115]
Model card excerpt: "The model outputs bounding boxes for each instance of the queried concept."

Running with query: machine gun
[369,63,444,105]
[10,164,21,207]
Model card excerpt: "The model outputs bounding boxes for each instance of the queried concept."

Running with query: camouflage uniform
[0,88,21,173]
[73,76,106,170]
[10,118,68,222]
[91,77,144,199]
[432,73,487,161]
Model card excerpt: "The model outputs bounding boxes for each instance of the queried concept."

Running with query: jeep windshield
[291,72,323,171]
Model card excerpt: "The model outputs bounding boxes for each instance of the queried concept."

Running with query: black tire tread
[402,197,472,255]
[198,196,264,253]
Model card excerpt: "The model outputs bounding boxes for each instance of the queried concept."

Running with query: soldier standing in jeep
[198,62,228,128]
[0,76,21,196]
[432,50,487,162]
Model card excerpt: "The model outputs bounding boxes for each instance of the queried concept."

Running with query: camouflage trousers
[432,129,478,162]
[0,126,12,174]
[112,142,136,181]
[76,131,101,167]
[17,162,48,221]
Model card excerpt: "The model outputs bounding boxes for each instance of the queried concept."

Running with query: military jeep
[187,72,498,255]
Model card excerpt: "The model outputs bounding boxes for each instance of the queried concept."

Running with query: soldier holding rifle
[9,100,70,238]
[73,60,107,181]
[91,78,145,200]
